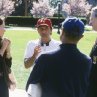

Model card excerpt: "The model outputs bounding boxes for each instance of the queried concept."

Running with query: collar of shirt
[40,40,51,46]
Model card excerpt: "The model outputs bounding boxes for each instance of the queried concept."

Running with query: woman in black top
[0,18,16,97]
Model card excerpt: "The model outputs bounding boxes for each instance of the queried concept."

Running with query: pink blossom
[0,0,15,16]
[62,3,71,16]
[61,0,91,17]
[30,1,54,18]
[68,0,91,16]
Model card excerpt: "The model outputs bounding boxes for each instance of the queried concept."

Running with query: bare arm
[6,42,12,59]
[9,71,16,91]
[24,53,37,69]
[24,46,41,69]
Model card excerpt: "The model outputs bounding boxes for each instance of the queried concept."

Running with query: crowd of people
[1,6,97,97]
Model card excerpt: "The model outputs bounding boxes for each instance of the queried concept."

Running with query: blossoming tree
[0,0,15,16]
[30,0,54,18]
[62,0,91,17]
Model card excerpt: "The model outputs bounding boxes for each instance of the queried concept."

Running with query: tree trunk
[24,0,28,16]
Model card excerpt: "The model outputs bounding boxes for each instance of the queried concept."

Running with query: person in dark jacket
[0,18,16,97]
[86,6,97,97]
[26,17,92,97]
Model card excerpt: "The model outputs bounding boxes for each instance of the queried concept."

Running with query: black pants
[0,76,9,97]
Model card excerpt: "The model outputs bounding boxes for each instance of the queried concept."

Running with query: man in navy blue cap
[26,17,92,97]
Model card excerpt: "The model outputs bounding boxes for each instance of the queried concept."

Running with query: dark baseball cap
[62,17,84,35]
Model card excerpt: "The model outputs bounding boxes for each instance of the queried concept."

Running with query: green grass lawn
[4,29,97,89]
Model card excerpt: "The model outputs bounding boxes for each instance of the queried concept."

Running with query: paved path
[9,89,28,97]
[6,27,36,31]
[5,26,94,33]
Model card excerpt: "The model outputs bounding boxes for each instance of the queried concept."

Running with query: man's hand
[24,45,41,69]
[33,45,41,58]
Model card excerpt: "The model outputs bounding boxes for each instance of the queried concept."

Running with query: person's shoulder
[42,47,59,55]
[39,48,60,61]
[80,52,92,63]
[81,52,91,59]
[27,40,39,45]
[37,53,52,64]
[51,39,61,45]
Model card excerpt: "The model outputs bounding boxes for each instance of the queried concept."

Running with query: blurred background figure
[87,6,97,97]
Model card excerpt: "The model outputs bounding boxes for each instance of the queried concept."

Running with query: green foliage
[5,16,87,27]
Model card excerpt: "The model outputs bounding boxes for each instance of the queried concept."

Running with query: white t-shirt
[24,39,61,59]
[24,39,61,97]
